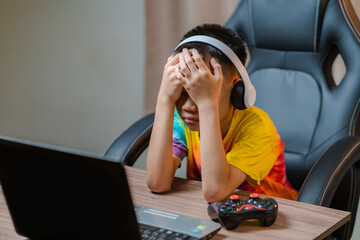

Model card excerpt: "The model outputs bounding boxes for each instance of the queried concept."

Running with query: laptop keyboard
[139,223,195,240]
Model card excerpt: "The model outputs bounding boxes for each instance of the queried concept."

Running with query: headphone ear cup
[231,81,246,110]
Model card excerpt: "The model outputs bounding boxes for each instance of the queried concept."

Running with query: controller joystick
[207,193,278,230]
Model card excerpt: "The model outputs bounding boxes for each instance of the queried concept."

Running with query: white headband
[175,35,256,108]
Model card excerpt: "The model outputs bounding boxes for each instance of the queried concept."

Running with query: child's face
[176,60,239,133]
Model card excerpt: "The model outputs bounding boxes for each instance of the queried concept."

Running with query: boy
[146,24,298,202]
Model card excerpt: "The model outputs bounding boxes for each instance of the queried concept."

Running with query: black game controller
[207,193,278,230]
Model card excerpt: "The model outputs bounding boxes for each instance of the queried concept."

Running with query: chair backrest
[226,0,360,190]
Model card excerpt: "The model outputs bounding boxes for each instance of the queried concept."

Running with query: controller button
[220,205,226,209]
[250,193,259,198]
[229,194,239,201]
[227,207,232,211]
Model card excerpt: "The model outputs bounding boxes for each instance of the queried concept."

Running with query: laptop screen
[0,136,141,240]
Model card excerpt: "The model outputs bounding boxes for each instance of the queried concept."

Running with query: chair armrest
[104,113,155,166]
[297,136,360,206]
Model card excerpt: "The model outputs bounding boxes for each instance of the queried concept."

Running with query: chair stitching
[319,140,360,204]
[307,126,348,156]
[314,0,321,51]
[349,97,360,135]
[248,0,256,47]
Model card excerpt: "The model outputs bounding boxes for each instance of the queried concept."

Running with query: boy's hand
[158,53,183,104]
[175,48,223,110]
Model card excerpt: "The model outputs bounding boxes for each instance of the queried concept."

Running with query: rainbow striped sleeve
[173,109,188,160]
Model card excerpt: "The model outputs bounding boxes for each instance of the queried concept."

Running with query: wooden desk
[0,166,351,240]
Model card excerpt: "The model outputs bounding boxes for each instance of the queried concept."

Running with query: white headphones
[175,35,256,109]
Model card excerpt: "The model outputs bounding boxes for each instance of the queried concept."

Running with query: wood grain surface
[0,166,350,240]
[125,167,350,240]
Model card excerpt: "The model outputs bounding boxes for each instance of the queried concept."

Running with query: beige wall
[353,0,360,13]
[0,0,145,154]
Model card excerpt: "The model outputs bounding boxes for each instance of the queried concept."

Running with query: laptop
[0,136,221,240]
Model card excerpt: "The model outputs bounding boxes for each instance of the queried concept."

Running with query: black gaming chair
[105,0,360,239]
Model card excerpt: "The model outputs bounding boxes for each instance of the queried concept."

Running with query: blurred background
[1,0,358,155]
[0,0,240,155]
[0,0,359,238]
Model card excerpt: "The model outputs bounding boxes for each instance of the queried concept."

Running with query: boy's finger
[179,53,191,78]
[191,49,207,69]
[175,65,185,79]
[182,48,197,72]
[211,58,222,80]
[175,65,189,86]
[167,53,180,66]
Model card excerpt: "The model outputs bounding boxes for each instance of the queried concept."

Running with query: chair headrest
[227,0,328,52]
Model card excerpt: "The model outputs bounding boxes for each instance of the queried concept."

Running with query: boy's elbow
[146,178,172,193]
[203,187,226,203]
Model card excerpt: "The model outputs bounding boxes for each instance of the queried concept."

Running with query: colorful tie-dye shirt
[173,107,298,200]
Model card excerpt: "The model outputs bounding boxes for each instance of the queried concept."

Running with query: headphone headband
[175,35,256,108]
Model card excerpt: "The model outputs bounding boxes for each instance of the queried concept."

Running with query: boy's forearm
[198,103,232,201]
[146,99,177,192]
